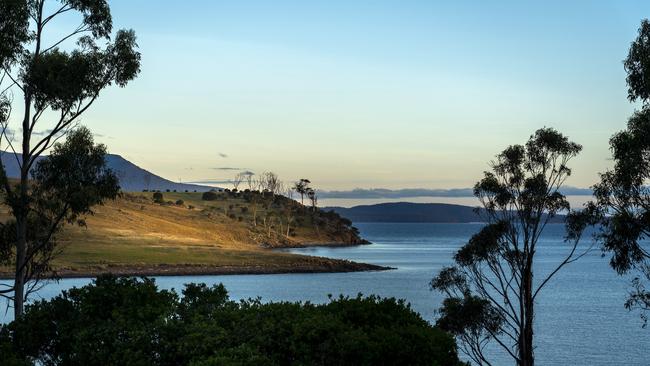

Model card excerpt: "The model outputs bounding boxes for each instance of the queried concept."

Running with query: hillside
[0,190,380,279]
[326,202,565,223]
[0,152,214,192]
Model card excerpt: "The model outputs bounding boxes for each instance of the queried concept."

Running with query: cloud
[212,167,244,171]
[317,187,593,199]
[93,133,114,139]
[218,152,228,158]
[187,179,233,184]
[32,129,53,137]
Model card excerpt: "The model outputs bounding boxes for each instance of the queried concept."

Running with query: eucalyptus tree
[306,187,317,211]
[432,128,590,366]
[0,0,140,317]
[568,19,650,326]
[293,178,311,205]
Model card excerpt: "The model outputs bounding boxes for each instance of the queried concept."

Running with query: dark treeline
[0,275,464,366]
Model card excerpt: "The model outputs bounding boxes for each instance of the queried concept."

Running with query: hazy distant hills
[326,202,566,223]
[0,152,215,192]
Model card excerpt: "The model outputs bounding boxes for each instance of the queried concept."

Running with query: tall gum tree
[0,0,140,318]
[568,19,650,326]
[432,128,591,366]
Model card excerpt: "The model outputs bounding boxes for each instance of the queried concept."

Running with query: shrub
[188,205,195,210]
[240,207,248,213]
[153,192,164,203]
[176,199,184,206]
[1,276,463,366]
[202,191,218,201]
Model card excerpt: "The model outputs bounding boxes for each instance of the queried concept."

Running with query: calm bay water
[2,223,648,365]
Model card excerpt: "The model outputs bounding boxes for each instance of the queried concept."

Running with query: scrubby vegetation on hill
[140,189,366,247]
[0,189,376,278]
[0,275,464,366]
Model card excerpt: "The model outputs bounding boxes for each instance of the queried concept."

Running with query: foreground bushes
[1,275,463,366]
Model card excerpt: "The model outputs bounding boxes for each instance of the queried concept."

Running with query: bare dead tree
[232,172,244,190]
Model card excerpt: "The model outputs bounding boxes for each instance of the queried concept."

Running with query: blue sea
[2,223,648,365]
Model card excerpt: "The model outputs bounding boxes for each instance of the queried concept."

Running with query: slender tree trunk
[14,1,43,319]
[518,263,535,366]
[14,215,27,319]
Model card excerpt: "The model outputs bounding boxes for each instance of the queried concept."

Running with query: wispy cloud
[212,167,244,171]
[218,152,228,158]
[187,179,232,184]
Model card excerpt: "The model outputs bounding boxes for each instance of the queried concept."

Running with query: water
[2,223,648,365]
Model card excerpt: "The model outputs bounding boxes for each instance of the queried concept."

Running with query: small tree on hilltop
[232,172,244,191]
[152,191,164,203]
[432,128,590,366]
[0,0,140,318]
[293,179,311,205]
[306,188,317,211]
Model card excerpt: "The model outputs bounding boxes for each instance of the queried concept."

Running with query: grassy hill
[0,190,381,278]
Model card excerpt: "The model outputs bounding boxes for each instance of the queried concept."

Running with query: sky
[14,0,650,190]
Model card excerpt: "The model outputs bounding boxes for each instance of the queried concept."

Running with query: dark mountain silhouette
[325,202,565,223]
[0,152,215,192]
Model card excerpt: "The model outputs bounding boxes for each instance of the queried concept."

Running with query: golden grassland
[0,191,386,278]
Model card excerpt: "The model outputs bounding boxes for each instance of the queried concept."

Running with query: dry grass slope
[0,191,383,278]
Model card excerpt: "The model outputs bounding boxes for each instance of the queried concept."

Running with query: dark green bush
[1,276,463,366]
[201,191,218,201]
[153,191,164,203]
[176,199,185,206]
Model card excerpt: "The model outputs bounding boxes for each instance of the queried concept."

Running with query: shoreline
[0,260,394,280]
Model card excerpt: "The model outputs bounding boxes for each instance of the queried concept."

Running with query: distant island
[326,202,565,223]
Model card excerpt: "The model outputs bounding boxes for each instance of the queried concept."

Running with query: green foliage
[201,191,218,201]
[1,275,463,366]
[433,128,585,366]
[567,18,650,327]
[153,191,164,203]
[0,127,119,277]
[624,19,650,103]
[0,0,141,317]
[0,0,28,68]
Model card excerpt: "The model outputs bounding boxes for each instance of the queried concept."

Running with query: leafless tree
[232,172,245,190]
[260,171,281,196]
[244,171,255,190]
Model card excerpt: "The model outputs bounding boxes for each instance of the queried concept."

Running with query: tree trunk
[13,1,42,319]
[518,264,535,366]
[13,215,27,319]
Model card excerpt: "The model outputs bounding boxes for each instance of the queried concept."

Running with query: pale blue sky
[33,1,650,189]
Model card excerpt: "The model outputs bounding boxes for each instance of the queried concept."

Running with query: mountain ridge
[0,152,215,192]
